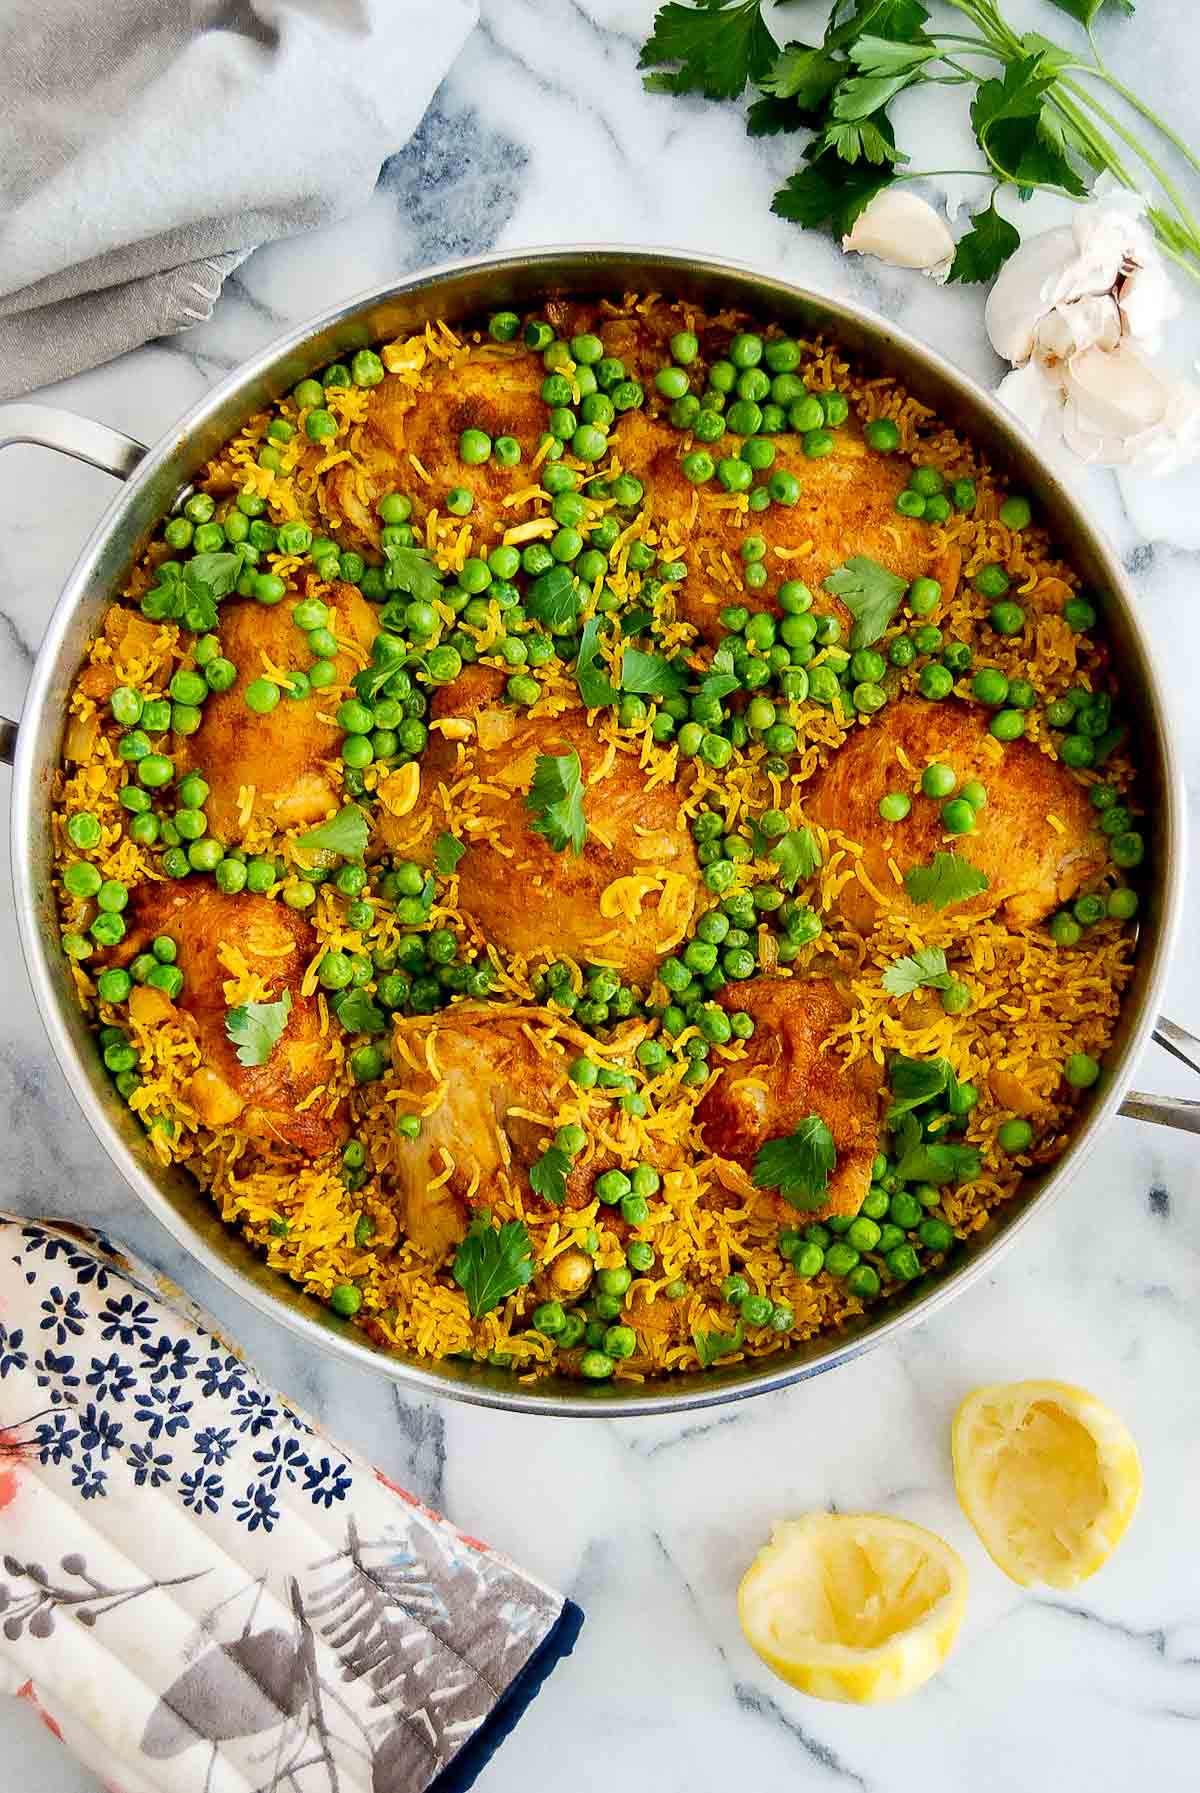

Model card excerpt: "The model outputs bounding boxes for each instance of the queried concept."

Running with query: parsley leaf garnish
[881,945,953,998]
[752,1114,837,1212]
[904,851,990,911]
[694,670,740,708]
[433,832,466,877]
[225,990,292,1068]
[639,0,778,101]
[894,1128,981,1188]
[886,1054,957,1122]
[333,989,388,1036]
[947,195,1022,285]
[1049,0,1133,21]
[526,566,584,632]
[529,1145,572,1207]
[693,1321,745,1368]
[452,1215,535,1318]
[621,646,688,700]
[769,827,823,890]
[822,556,909,649]
[382,545,444,606]
[295,803,370,861]
[641,1,1191,301]
[771,154,892,238]
[178,551,240,633]
[526,750,587,856]
[575,615,620,709]
[759,40,842,111]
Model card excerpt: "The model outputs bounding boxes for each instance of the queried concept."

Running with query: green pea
[1059,733,1094,769]
[989,708,1025,742]
[921,762,956,799]
[918,663,954,701]
[972,667,1009,706]
[896,489,925,519]
[887,1244,921,1281]
[579,1349,615,1380]
[137,754,174,788]
[846,1216,881,1253]
[1108,887,1139,921]
[1110,829,1145,868]
[330,1283,362,1318]
[998,1117,1034,1154]
[865,417,900,452]
[889,1190,923,1230]
[918,1217,955,1252]
[941,798,976,836]
[183,491,216,524]
[532,1300,566,1338]
[878,792,911,824]
[459,428,492,465]
[909,464,945,497]
[999,495,1032,531]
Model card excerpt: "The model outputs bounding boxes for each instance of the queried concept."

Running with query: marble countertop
[1,3,1199,1787]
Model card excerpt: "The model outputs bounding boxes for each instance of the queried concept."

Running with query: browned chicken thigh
[696,976,884,1222]
[387,1006,633,1260]
[117,881,346,1156]
[379,665,702,985]
[612,410,961,644]
[323,349,549,552]
[176,582,377,845]
[804,697,1106,932]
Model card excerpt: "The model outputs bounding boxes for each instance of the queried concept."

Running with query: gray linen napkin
[0,0,478,398]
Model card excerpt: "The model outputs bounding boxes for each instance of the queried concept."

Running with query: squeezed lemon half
[737,1512,968,1703]
[952,1380,1142,1589]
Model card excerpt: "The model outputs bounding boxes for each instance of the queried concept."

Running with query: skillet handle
[0,403,148,767]
[1117,1014,1200,1131]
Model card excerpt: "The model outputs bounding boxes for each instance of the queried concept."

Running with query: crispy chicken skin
[379,665,702,985]
[612,410,961,644]
[177,583,377,845]
[696,976,884,1222]
[323,350,549,551]
[388,1006,636,1260]
[804,697,1106,932]
[117,881,346,1157]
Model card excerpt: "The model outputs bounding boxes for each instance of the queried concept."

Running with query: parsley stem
[1064,63,1200,187]
[1058,75,1200,257]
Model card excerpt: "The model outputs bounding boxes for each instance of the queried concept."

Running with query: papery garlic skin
[842,190,955,282]
[986,193,1198,475]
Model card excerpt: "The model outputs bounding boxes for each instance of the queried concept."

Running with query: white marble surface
[2,2,1199,1787]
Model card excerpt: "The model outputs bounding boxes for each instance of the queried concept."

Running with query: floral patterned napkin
[0,1215,581,1793]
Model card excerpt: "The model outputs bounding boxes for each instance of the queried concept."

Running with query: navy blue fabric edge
[429,1598,584,1793]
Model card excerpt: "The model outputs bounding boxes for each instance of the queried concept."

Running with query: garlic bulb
[842,190,955,282]
[986,192,1200,474]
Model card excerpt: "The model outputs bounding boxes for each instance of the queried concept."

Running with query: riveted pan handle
[1118,1016,1200,1131]
[0,403,147,766]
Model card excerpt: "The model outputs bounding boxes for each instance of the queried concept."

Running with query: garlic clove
[984,225,1076,363]
[841,190,955,281]
[1063,342,1170,439]
[1059,343,1200,472]
[1033,294,1121,367]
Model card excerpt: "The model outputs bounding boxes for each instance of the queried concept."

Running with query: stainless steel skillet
[0,246,1193,1415]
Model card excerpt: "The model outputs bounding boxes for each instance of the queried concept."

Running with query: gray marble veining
[1,3,1198,1787]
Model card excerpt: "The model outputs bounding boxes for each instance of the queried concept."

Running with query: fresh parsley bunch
[640,0,1200,284]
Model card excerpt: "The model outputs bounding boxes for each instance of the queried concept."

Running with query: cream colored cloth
[0,0,477,397]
